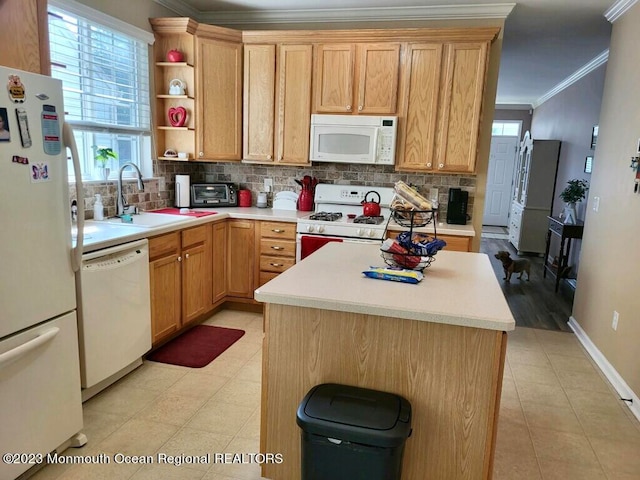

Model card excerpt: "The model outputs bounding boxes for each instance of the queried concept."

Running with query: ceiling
[155,0,615,107]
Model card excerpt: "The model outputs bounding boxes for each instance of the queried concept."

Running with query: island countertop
[255,242,515,331]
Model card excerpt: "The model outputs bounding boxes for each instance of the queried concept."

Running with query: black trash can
[296,383,412,480]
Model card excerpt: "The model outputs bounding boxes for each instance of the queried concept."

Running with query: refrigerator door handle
[63,122,84,272]
[0,327,60,369]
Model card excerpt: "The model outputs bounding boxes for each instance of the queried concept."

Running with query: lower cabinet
[149,225,212,345]
[212,221,228,304]
[226,219,255,299]
[256,221,297,288]
[386,229,472,252]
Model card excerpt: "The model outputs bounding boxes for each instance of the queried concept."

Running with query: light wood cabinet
[149,232,182,344]
[386,228,471,252]
[226,219,255,299]
[243,44,312,165]
[148,225,211,345]
[212,221,228,304]
[396,41,489,173]
[256,221,297,288]
[0,0,49,74]
[313,43,400,114]
[196,37,242,160]
[150,18,242,163]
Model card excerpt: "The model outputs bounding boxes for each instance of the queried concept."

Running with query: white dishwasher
[77,238,151,400]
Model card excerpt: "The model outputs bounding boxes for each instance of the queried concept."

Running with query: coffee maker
[446,188,469,225]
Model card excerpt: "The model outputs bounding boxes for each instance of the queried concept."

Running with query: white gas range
[296,184,395,261]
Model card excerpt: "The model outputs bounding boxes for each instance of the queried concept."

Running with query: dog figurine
[494,250,530,282]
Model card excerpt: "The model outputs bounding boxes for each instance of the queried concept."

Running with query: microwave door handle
[373,127,380,162]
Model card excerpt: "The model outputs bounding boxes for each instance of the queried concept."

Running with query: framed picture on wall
[590,125,598,149]
[584,156,593,174]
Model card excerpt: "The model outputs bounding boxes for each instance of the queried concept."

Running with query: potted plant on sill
[94,146,117,181]
[559,179,589,224]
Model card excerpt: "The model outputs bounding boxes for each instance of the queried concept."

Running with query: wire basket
[391,208,435,228]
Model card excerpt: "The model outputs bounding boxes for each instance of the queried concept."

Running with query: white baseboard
[569,316,640,422]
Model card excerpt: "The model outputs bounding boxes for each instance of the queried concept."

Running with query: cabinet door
[226,220,255,298]
[396,43,443,171]
[212,221,227,303]
[435,42,488,173]
[243,44,276,162]
[313,44,355,113]
[149,254,181,345]
[182,242,209,324]
[275,44,313,165]
[196,37,242,161]
[0,0,47,74]
[356,43,400,114]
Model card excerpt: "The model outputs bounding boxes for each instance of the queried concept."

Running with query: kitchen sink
[103,212,194,229]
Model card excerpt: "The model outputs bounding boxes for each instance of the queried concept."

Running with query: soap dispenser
[93,194,104,220]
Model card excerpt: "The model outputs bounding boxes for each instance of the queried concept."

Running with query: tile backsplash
[74,160,476,221]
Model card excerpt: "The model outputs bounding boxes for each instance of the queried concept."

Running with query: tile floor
[27,310,640,480]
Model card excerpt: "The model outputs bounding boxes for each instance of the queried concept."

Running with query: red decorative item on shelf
[168,106,187,127]
[166,49,184,62]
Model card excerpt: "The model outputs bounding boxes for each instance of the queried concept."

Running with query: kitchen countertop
[77,207,475,253]
[254,242,514,331]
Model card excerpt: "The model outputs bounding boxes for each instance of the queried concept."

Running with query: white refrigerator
[0,66,85,479]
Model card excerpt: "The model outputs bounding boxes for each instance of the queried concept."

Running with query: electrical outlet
[593,196,600,212]
[264,178,273,192]
[612,311,619,331]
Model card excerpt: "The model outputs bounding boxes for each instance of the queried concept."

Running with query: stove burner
[353,215,385,225]
[309,212,343,221]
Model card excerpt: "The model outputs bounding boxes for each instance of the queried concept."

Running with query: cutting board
[150,208,217,218]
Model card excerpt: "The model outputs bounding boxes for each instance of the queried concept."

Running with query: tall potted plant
[94,146,117,181]
[559,179,589,224]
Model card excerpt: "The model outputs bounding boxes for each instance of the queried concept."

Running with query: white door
[483,136,519,226]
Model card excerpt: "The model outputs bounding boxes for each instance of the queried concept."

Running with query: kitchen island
[254,242,514,480]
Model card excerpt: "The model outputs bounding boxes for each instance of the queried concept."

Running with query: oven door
[296,234,379,262]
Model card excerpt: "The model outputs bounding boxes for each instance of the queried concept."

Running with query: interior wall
[572,4,640,398]
[529,63,607,274]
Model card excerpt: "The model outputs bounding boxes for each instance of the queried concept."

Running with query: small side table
[543,216,584,292]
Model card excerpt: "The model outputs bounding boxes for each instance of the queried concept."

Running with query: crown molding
[605,0,639,22]
[532,49,609,109]
[495,104,532,110]
[153,3,515,25]
[153,0,201,18]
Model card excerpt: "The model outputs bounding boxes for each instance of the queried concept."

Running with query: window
[48,2,152,180]
[491,121,521,137]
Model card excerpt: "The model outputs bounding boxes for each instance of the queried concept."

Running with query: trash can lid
[296,383,412,448]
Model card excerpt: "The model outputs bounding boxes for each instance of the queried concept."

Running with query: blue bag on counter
[362,267,424,284]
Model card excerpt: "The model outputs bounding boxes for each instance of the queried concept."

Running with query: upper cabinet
[150,18,242,162]
[313,43,400,114]
[396,40,489,173]
[243,43,312,165]
[0,0,49,74]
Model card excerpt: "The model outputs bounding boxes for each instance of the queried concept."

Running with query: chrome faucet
[117,162,145,216]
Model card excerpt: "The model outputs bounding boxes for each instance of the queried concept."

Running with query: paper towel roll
[175,175,190,207]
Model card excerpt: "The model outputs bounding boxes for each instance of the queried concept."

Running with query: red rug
[147,325,245,368]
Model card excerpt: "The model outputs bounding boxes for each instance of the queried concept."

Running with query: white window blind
[48,3,152,180]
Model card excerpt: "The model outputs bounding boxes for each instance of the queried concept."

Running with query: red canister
[238,189,251,207]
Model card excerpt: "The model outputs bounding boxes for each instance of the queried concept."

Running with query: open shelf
[157,126,193,131]
[156,94,194,99]
[155,61,193,67]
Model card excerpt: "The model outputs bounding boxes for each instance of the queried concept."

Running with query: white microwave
[309,114,397,165]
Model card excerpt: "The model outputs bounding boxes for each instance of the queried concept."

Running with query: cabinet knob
[439,163,444,168]
[271,246,283,250]
[177,256,182,262]
[427,163,432,168]
[199,152,204,157]
[272,229,284,233]
[270,263,283,267]
[278,155,282,161]
[346,105,352,111]
[185,253,190,259]
[358,105,363,111]
[267,154,272,160]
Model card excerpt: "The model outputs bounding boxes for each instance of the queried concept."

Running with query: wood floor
[480,237,573,332]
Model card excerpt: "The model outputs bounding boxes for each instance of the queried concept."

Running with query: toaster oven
[190,183,238,207]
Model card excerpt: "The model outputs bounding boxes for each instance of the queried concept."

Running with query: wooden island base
[260,303,507,480]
